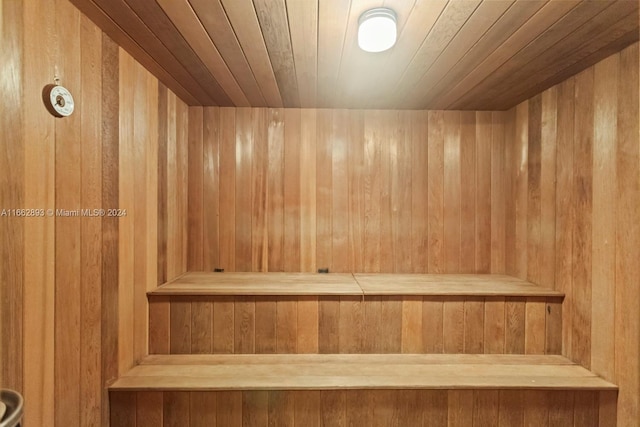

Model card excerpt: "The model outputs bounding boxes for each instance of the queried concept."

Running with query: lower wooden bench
[110,354,616,427]
[149,273,564,355]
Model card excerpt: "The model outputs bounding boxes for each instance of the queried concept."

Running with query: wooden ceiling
[70,0,639,110]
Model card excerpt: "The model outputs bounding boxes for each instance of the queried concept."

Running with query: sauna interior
[1,0,639,426]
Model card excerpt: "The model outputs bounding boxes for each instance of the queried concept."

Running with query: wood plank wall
[187,109,507,275]
[504,42,640,426]
[110,389,618,427]
[0,0,189,425]
[150,295,563,355]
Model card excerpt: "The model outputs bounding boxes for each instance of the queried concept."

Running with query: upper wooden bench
[149,272,564,297]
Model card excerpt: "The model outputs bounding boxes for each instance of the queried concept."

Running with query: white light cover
[358,8,397,53]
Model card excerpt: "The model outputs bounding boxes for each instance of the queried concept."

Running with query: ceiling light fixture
[358,8,397,53]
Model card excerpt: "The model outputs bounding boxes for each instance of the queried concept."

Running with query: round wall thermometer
[43,84,75,117]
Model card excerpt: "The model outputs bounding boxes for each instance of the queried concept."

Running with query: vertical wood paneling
[193,109,511,276]
[316,109,333,270]
[6,1,191,425]
[476,112,492,273]
[299,109,317,272]
[0,0,22,415]
[411,111,429,273]
[527,95,542,284]
[363,110,382,273]
[251,109,268,272]
[428,111,445,273]
[332,110,350,272]
[572,67,594,369]
[284,109,301,271]
[460,111,476,273]
[149,298,170,354]
[203,107,220,271]
[503,44,640,424]
[491,112,506,274]
[188,107,204,270]
[79,15,103,427]
[115,390,615,427]
[591,54,618,380]
[219,108,236,271]
[267,108,285,272]
[235,108,253,271]
[484,298,505,354]
[137,392,163,427]
[443,111,461,273]
[101,33,121,427]
[20,0,54,425]
[55,4,83,426]
[540,88,557,288]
[615,43,639,425]
[255,298,277,353]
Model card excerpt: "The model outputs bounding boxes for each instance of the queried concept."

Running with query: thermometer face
[44,84,75,117]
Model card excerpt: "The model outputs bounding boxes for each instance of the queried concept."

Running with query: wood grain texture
[72,0,638,109]
[111,389,616,426]
[3,2,192,425]
[504,43,640,425]
[154,293,562,355]
[191,109,509,275]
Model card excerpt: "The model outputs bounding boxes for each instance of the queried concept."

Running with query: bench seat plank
[149,272,563,297]
[110,354,614,391]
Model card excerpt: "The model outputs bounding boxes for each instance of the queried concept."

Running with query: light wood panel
[72,0,638,109]
[504,43,640,425]
[112,389,616,427]
[188,109,507,274]
[149,295,562,355]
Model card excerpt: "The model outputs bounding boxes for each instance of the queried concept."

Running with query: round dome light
[358,8,397,53]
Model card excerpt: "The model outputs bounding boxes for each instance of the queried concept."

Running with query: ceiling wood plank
[366,0,448,109]
[433,0,582,109]
[253,0,300,107]
[71,0,639,110]
[124,0,234,106]
[420,0,548,109]
[155,0,250,107]
[386,0,482,108]
[88,0,220,105]
[403,0,515,109]
[220,0,283,107]
[189,0,267,107]
[474,0,640,110]
[515,29,639,109]
[317,0,352,108]
[286,0,319,108]
[69,0,200,105]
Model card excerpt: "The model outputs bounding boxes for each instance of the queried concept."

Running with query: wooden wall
[504,43,640,425]
[187,109,507,274]
[0,0,189,426]
[150,295,562,356]
[111,389,618,427]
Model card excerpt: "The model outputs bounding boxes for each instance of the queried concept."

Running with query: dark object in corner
[214,268,224,273]
[318,268,329,274]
